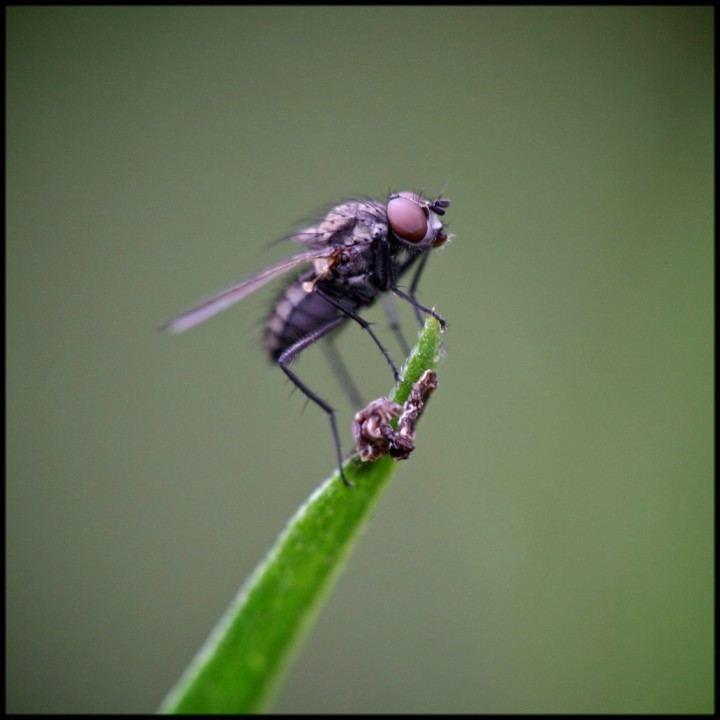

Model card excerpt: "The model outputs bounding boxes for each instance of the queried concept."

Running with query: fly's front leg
[277,315,354,487]
[380,294,411,357]
[407,251,432,326]
[388,249,445,329]
[392,286,446,330]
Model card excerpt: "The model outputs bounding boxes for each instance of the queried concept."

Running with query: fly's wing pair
[163,199,381,334]
[161,248,335,334]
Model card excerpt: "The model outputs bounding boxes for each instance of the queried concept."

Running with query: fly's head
[386,192,451,249]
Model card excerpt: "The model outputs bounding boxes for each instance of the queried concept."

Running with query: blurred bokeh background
[6,6,713,714]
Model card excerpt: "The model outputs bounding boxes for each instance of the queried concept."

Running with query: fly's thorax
[323,199,386,238]
[292,198,388,250]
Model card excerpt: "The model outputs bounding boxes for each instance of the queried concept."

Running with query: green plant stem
[159,317,443,714]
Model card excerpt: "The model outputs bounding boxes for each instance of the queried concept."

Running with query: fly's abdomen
[265,278,343,360]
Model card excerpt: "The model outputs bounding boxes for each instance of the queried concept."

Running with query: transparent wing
[162,249,333,333]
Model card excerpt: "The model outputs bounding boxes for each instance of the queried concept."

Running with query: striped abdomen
[265,272,346,360]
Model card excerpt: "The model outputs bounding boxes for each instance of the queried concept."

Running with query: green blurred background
[6,6,713,714]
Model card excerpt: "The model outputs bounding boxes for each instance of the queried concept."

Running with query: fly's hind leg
[277,315,355,487]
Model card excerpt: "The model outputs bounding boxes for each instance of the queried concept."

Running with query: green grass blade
[159,317,444,714]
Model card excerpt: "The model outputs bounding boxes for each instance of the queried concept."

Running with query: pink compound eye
[387,194,428,243]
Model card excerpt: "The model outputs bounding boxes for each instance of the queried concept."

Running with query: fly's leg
[380,294,411,357]
[392,286,446,329]
[406,251,432,326]
[277,316,355,487]
[315,289,401,382]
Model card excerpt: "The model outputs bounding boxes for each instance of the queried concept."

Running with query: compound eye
[387,194,428,244]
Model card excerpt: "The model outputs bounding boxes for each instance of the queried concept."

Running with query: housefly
[163,191,451,486]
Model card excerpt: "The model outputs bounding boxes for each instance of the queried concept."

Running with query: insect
[163,191,451,486]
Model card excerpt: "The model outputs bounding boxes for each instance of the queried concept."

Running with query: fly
[163,191,451,486]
